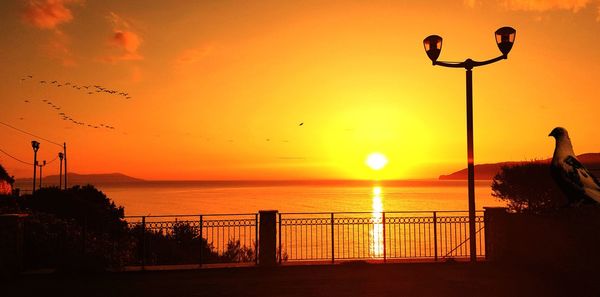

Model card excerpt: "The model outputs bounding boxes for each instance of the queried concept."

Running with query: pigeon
[549,127,600,205]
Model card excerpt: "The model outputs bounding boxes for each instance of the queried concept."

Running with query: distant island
[15,172,145,187]
[439,153,600,180]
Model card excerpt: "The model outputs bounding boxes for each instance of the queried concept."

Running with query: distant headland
[439,153,600,180]
[15,172,145,187]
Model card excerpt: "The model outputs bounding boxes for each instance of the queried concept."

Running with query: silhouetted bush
[491,162,566,213]
[129,221,257,265]
[222,240,255,262]
[21,185,127,236]
[18,185,131,271]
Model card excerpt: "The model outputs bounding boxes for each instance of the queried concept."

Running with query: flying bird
[549,127,600,206]
[299,122,304,126]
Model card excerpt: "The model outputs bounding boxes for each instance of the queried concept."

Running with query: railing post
[141,216,146,269]
[382,212,386,263]
[278,213,282,264]
[258,210,277,266]
[255,213,259,265]
[199,215,203,267]
[433,211,438,262]
[331,213,335,264]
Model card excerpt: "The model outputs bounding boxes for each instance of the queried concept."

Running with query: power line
[0,148,33,165]
[44,154,60,165]
[0,121,63,147]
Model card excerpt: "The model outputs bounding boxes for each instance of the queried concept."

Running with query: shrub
[491,162,566,213]
[19,185,131,271]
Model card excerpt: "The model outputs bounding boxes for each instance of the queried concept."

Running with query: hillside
[15,172,144,186]
[439,153,600,180]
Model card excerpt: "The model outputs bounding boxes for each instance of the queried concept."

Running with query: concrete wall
[485,207,600,271]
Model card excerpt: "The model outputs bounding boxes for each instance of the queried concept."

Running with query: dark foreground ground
[3,262,600,297]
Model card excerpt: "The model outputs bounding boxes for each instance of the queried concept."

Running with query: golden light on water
[371,186,384,257]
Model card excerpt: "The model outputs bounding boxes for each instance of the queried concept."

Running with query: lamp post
[59,152,64,189]
[31,140,40,194]
[423,27,516,262]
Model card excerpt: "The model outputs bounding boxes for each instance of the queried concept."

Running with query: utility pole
[38,160,46,189]
[59,152,64,189]
[63,142,68,190]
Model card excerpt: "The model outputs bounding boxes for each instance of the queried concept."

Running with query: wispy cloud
[464,0,479,8]
[21,0,76,29]
[176,43,217,65]
[103,12,143,62]
[465,0,600,21]
[502,0,591,12]
[109,30,143,61]
[21,0,79,65]
[42,29,76,66]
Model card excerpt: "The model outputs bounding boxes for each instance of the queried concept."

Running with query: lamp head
[31,140,40,151]
[59,152,64,159]
[423,35,442,63]
[495,27,516,56]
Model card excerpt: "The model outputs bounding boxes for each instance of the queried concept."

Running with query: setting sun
[366,153,388,171]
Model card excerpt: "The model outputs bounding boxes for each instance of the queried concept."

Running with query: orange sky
[1,0,600,180]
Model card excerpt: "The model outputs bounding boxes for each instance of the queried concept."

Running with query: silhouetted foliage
[18,185,131,271]
[491,162,566,212]
[0,164,14,184]
[0,163,15,201]
[22,185,126,236]
[222,240,256,262]
[129,221,257,265]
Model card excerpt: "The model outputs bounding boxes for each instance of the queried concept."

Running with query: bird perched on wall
[549,127,600,206]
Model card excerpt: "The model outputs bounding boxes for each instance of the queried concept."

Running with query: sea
[95,180,506,217]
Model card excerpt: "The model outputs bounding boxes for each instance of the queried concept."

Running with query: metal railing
[125,214,258,266]
[124,210,485,267]
[278,211,485,263]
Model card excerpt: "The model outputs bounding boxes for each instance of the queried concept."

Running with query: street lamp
[423,27,516,262]
[31,140,40,194]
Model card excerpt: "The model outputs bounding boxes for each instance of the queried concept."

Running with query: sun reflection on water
[371,186,384,258]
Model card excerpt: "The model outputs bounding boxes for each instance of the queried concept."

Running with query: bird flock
[20,75,124,131]
[20,75,132,100]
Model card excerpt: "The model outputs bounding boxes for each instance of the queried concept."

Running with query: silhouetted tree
[19,185,131,271]
[22,185,127,236]
[222,240,256,262]
[128,222,220,265]
[491,162,566,212]
[0,164,18,212]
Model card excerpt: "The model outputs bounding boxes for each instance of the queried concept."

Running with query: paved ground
[4,262,599,297]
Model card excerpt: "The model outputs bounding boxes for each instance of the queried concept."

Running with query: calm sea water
[97,180,506,216]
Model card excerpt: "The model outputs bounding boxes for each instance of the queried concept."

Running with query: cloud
[43,30,76,66]
[21,0,76,29]
[502,0,592,12]
[103,12,143,62]
[464,0,479,8]
[109,30,143,60]
[21,0,78,65]
[176,44,216,65]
